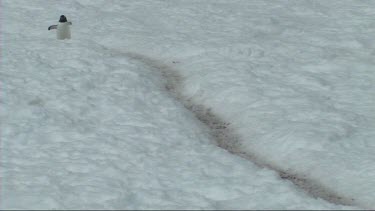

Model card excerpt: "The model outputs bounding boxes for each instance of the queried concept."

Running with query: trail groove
[106,48,357,208]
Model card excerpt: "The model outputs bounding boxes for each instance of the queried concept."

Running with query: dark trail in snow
[105,47,357,208]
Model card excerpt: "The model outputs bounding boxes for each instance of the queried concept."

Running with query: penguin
[48,15,72,40]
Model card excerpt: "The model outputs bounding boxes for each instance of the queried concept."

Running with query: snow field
[1,0,374,209]
[1,37,350,209]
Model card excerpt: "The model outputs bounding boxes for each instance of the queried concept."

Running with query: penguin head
[59,15,68,23]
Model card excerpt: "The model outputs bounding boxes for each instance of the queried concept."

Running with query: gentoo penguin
[48,15,72,40]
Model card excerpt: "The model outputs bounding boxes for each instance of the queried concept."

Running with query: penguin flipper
[48,25,57,30]
[68,21,72,25]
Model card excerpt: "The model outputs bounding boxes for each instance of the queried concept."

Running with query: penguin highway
[48,15,72,40]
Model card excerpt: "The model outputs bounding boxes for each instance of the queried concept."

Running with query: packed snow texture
[1,0,374,209]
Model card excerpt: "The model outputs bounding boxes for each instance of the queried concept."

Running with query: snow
[1,0,374,209]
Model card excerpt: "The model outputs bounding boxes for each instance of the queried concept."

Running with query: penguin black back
[59,15,67,23]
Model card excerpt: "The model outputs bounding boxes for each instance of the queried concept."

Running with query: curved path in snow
[104,47,357,208]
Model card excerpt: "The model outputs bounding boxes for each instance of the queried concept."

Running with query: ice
[1,0,374,209]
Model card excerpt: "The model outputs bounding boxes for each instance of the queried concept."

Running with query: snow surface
[1,0,374,209]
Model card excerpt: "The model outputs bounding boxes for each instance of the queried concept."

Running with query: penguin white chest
[57,23,71,40]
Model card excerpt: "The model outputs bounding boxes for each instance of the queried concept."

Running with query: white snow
[1,0,374,209]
